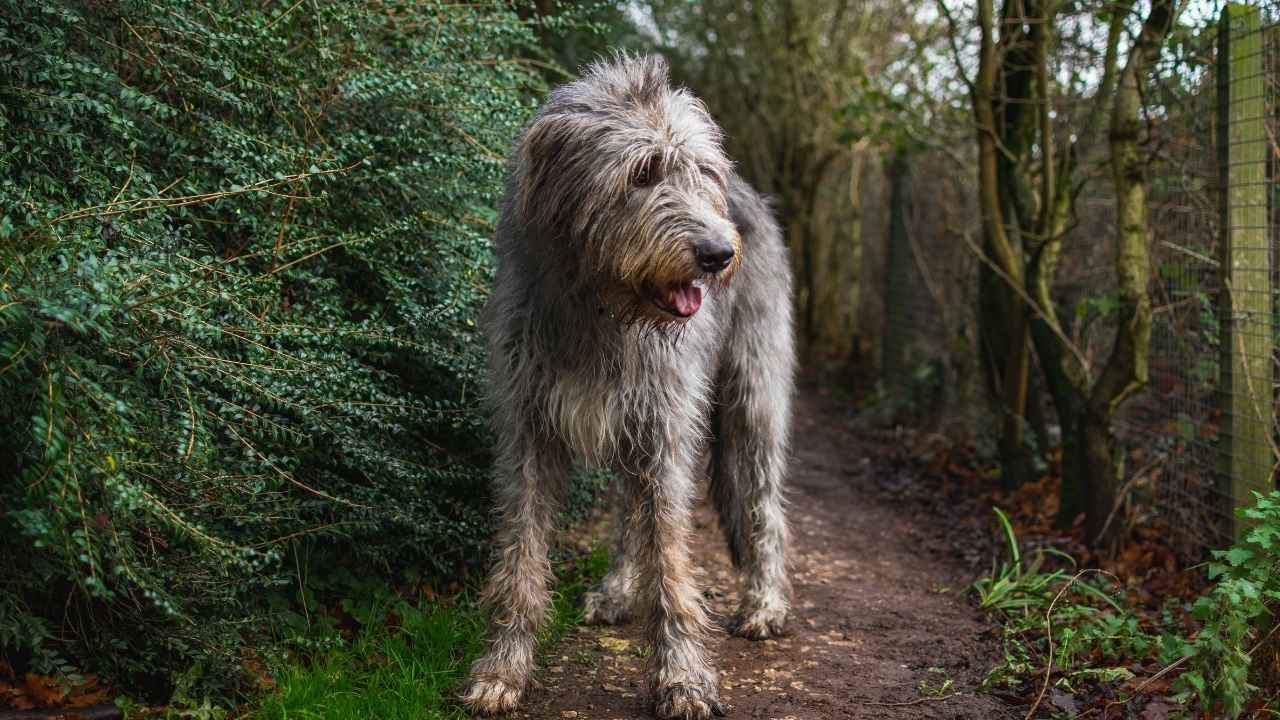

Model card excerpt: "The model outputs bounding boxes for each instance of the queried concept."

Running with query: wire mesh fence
[1114,3,1233,551]
[1096,2,1276,551]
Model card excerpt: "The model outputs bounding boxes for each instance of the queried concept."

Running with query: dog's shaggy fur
[462,55,795,720]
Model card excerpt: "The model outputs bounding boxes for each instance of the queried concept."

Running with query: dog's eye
[700,166,722,187]
[633,156,660,188]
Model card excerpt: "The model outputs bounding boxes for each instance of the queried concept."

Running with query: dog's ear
[514,112,577,233]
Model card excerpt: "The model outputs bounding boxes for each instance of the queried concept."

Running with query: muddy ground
[517,392,1018,720]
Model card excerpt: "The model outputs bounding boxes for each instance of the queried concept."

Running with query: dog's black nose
[695,238,735,273]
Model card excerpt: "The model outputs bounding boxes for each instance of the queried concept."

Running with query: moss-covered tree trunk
[1041,0,1171,543]
[1078,0,1172,545]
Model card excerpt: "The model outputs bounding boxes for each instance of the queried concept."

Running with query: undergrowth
[975,508,1163,700]
[975,496,1280,718]
[1172,491,1280,717]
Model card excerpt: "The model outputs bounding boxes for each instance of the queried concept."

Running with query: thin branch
[26,164,358,238]
[937,0,976,96]
[1025,570,1115,720]
[959,228,1091,373]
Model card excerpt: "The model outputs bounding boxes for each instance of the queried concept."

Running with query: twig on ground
[862,693,961,707]
[1085,654,1190,718]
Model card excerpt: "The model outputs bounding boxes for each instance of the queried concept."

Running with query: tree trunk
[1020,1,1130,530]
[1073,0,1171,547]
[881,148,912,391]
[781,170,822,358]
[1081,409,1121,548]
[813,144,869,366]
[974,0,1033,489]
[1057,407,1119,542]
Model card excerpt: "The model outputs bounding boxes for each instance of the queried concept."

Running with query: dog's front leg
[463,435,568,715]
[627,461,724,720]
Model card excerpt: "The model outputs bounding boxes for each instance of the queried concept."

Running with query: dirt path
[517,392,1017,720]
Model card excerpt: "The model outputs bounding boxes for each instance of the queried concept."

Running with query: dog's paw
[461,676,522,716]
[731,604,788,640]
[583,590,632,625]
[653,682,727,720]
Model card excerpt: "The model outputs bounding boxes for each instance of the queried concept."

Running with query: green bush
[1170,491,1280,717]
[0,0,546,698]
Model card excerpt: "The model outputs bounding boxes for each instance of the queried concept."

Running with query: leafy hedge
[0,0,545,697]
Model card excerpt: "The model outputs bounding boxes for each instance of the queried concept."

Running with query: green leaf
[1223,547,1254,567]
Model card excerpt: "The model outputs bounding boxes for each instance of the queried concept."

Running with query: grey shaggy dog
[462,54,795,720]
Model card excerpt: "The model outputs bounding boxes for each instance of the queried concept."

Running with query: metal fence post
[1217,2,1272,540]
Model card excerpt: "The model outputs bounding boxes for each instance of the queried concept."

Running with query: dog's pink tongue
[669,283,702,316]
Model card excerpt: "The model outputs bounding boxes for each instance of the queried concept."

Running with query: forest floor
[516,390,1019,720]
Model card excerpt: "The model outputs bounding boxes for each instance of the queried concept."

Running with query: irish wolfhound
[462,54,794,720]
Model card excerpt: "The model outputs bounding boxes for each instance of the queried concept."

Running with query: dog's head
[511,54,739,324]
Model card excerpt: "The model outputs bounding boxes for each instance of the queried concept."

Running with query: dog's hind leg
[583,483,636,625]
[463,433,568,716]
[712,305,794,640]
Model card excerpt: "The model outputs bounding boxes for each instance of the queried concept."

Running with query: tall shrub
[0,0,541,695]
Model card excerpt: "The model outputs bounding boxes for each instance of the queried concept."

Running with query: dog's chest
[543,329,717,466]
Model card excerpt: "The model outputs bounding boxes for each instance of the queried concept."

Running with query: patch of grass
[253,545,610,720]
[254,597,484,720]
[973,507,1158,697]
[973,508,1072,613]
